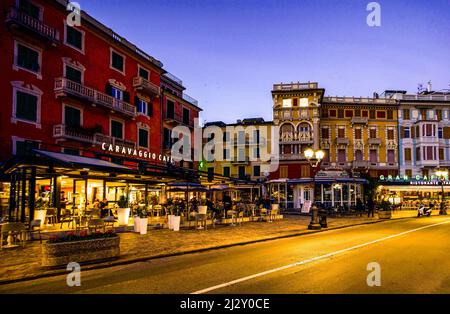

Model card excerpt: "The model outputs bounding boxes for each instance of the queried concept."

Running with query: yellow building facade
[320,97,399,177]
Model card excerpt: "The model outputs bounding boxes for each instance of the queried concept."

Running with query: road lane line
[191,218,450,294]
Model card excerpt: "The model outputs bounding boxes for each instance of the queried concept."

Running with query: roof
[33,150,131,171]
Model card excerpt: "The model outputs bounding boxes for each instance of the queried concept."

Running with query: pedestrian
[367,197,374,218]
[356,198,363,217]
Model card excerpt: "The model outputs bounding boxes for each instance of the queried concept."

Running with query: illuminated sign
[379,174,450,185]
[101,143,173,163]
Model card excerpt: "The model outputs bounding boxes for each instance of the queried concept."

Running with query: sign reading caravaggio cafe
[101,142,174,163]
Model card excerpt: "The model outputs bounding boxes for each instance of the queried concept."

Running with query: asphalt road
[1,216,450,294]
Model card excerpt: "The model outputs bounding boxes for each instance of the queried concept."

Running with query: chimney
[373,92,379,99]
[427,80,432,92]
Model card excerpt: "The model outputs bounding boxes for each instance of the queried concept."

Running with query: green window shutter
[64,106,81,127]
[111,120,123,139]
[123,91,130,103]
[138,129,149,148]
[112,52,124,71]
[16,91,37,122]
[65,66,82,83]
[148,103,153,117]
[17,44,39,72]
[105,83,112,96]
[139,68,149,80]
[19,0,40,20]
[66,26,82,49]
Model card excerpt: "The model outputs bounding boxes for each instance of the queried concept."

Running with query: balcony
[351,117,369,125]
[132,77,160,96]
[5,6,59,43]
[53,124,135,149]
[336,138,350,145]
[368,138,382,145]
[54,78,136,118]
[280,131,313,144]
[164,112,194,128]
[352,161,370,169]
[273,82,319,91]
[53,124,95,144]
[279,153,305,161]
[182,93,199,107]
[231,157,250,165]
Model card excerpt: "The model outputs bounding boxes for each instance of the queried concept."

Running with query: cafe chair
[60,209,74,229]
[28,219,42,243]
[88,218,105,233]
[45,207,58,225]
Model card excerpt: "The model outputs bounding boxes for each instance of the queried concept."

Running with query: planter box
[42,236,120,267]
[378,211,392,219]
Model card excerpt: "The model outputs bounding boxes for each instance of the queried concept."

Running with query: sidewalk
[0,211,423,284]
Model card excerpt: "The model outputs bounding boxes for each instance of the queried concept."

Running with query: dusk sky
[80,0,450,124]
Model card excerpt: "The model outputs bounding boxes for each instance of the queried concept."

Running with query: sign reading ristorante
[101,143,173,163]
[379,174,450,185]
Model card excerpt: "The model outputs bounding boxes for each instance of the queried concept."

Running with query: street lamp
[435,169,448,215]
[304,148,325,230]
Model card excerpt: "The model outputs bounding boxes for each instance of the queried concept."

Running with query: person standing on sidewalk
[367,197,375,217]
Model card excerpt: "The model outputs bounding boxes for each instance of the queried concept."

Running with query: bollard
[308,205,322,230]
[319,210,328,228]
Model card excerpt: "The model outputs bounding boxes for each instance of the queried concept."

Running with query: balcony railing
[132,76,160,96]
[351,117,369,124]
[53,125,94,143]
[273,82,318,91]
[336,138,350,145]
[368,138,382,145]
[164,112,194,127]
[401,94,450,101]
[352,161,370,169]
[54,78,136,117]
[182,93,199,106]
[6,7,59,42]
[323,96,395,104]
[280,132,313,143]
[53,124,135,149]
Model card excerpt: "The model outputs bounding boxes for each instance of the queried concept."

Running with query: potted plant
[378,200,392,219]
[137,208,149,235]
[42,230,120,267]
[34,198,47,227]
[133,209,141,233]
[117,196,130,226]
[172,204,181,232]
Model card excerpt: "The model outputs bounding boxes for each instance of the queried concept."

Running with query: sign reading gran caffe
[101,143,173,163]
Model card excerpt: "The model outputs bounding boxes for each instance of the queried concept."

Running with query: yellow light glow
[315,150,325,160]
[299,98,309,107]
[282,99,292,108]
[304,148,314,159]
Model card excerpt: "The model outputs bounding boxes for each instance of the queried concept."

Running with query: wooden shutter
[444,127,450,139]
[400,126,405,138]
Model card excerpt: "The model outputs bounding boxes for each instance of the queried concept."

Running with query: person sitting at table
[100,198,110,217]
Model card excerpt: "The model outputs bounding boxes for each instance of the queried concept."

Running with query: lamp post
[435,169,448,215]
[304,148,325,230]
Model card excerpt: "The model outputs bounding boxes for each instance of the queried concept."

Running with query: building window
[15,139,39,156]
[253,165,261,177]
[329,109,337,117]
[138,128,149,148]
[387,110,394,120]
[337,149,346,163]
[338,109,344,119]
[65,25,83,51]
[345,110,353,118]
[355,128,362,140]
[405,169,412,178]
[369,149,378,163]
[416,147,421,161]
[387,149,395,163]
[362,110,369,118]
[282,99,292,108]
[223,166,230,177]
[111,50,125,74]
[111,120,123,139]
[15,42,41,75]
[65,65,82,84]
[439,148,445,160]
[354,109,361,117]
[422,169,429,177]
[163,128,172,149]
[139,67,149,80]
[355,150,363,161]
[369,110,375,119]
[183,108,190,125]
[421,109,428,120]
[223,148,230,160]
[136,97,151,116]
[438,127,443,139]
[280,166,288,178]
[436,109,442,121]
[321,128,329,139]
[300,165,310,177]
[369,128,377,138]
[64,105,81,127]
[238,166,246,180]
[387,129,394,140]
[376,111,386,119]
[19,0,41,20]
[425,146,434,160]
[15,91,38,123]
[404,148,412,162]
[403,109,410,120]
[166,100,175,118]
[403,127,410,138]
[337,128,345,138]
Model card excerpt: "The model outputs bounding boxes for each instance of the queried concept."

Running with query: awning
[33,149,132,171]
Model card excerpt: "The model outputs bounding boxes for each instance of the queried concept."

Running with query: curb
[0,214,423,286]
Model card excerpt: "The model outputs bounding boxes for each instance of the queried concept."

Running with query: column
[313,117,320,150]
[29,167,36,221]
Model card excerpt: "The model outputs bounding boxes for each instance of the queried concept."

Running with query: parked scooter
[417,204,432,217]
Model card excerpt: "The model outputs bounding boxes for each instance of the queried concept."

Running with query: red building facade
[0,0,200,166]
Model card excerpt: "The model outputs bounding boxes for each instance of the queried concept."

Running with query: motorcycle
[417,204,432,217]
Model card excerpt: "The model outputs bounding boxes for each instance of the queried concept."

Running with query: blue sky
[79,0,450,124]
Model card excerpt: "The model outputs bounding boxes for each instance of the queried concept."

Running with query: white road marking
[191,219,450,294]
